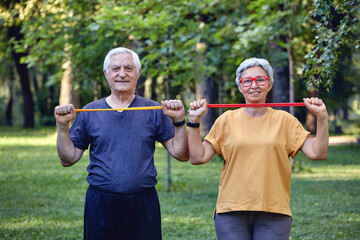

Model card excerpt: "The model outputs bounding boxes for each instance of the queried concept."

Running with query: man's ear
[104,70,108,79]
[137,69,142,78]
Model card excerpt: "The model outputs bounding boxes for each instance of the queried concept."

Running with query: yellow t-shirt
[205,107,310,217]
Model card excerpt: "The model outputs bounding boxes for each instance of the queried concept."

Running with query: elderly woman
[187,57,329,240]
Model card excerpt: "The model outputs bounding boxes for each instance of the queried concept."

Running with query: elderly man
[54,47,189,240]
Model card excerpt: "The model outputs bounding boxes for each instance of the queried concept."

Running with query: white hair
[103,47,141,76]
[235,57,274,86]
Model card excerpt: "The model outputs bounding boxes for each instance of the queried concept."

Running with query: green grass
[0,127,359,239]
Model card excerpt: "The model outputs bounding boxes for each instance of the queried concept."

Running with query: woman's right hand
[188,99,208,123]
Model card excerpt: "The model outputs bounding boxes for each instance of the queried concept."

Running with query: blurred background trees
[0,0,359,137]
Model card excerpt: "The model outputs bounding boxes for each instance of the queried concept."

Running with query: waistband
[88,185,156,197]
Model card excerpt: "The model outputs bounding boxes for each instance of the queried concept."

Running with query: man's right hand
[54,104,77,126]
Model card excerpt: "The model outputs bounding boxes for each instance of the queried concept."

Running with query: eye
[125,65,133,71]
[243,79,252,84]
[256,77,265,83]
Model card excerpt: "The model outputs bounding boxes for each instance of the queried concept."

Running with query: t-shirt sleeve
[155,110,175,143]
[69,112,91,150]
[204,116,224,157]
[289,118,310,158]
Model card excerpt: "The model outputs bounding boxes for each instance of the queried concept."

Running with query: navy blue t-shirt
[70,95,175,193]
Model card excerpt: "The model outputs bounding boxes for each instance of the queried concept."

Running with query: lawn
[0,127,359,239]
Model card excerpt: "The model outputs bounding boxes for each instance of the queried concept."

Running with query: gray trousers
[214,211,292,240]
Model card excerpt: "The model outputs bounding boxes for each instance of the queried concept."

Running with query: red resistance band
[207,103,305,108]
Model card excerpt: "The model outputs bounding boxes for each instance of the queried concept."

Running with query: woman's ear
[238,85,243,94]
[268,81,273,91]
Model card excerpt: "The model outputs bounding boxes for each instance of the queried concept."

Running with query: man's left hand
[161,100,185,122]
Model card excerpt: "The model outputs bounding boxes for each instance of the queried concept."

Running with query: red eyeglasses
[239,76,270,87]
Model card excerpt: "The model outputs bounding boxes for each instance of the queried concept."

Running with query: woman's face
[238,66,273,104]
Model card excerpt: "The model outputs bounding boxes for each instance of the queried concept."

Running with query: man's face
[104,53,140,94]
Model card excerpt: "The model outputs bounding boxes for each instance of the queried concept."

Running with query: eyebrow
[111,64,134,68]
[242,75,267,79]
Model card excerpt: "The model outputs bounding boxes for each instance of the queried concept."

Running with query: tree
[302,0,359,137]
[0,29,15,126]
[303,0,360,90]
[1,1,35,127]
[234,0,313,114]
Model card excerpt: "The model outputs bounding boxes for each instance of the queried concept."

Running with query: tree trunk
[286,0,295,116]
[59,60,72,105]
[59,60,77,106]
[136,75,145,97]
[218,74,228,116]
[269,42,290,112]
[30,68,39,93]
[8,26,34,128]
[287,34,295,116]
[342,103,348,120]
[196,75,218,138]
[5,66,14,126]
[150,77,158,101]
[271,62,290,111]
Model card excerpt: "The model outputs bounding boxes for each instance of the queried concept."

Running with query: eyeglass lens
[241,77,267,87]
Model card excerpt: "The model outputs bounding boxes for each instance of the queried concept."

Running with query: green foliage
[1,128,360,239]
[6,0,249,102]
[303,0,360,90]
[1,0,360,127]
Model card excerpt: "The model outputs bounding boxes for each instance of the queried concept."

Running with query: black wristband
[173,119,186,127]
[186,122,200,128]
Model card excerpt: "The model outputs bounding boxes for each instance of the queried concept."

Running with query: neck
[106,93,135,108]
[243,107,268,117]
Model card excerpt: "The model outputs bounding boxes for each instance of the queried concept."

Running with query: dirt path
[328,136,358,146]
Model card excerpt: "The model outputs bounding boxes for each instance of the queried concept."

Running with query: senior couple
[55,47,329,240]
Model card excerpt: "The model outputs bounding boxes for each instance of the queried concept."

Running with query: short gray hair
[103,47,141,76]
[235,57,274,86]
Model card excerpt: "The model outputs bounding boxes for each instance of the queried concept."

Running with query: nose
[250,79,259,88]
[119,68,126,78]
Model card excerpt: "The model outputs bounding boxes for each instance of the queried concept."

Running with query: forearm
[313,114,329,160]
[188,127,207,165]
[56,123,79,166]
[187,98,213,164]
[170,125,189,161]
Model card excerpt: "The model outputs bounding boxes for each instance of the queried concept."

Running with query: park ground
[0,127,359,239]
[328,135,359,145]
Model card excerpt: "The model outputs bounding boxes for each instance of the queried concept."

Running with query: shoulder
[213,109,239,126]
[83,98,107,109]
[269,108,300,125]
[270,108,295,119]
[219,109,238,119]
[134,95,161,106]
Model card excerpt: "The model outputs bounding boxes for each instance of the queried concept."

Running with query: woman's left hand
[303,97,328,120]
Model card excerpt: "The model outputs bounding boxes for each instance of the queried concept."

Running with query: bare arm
[54,104,84,167]
[161,100,189,162]
[300,97,329,160]
[188,99,216,165]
